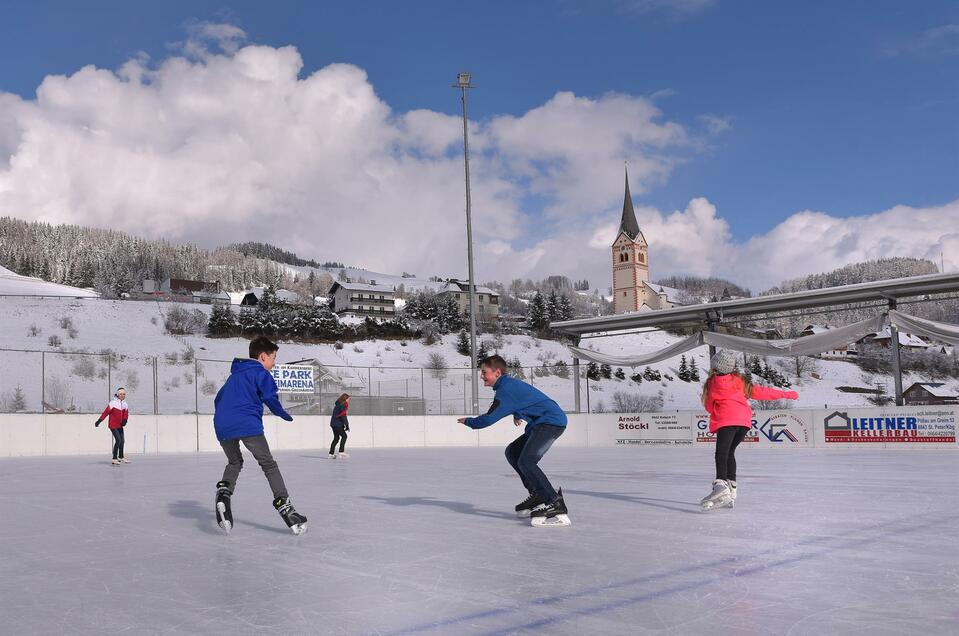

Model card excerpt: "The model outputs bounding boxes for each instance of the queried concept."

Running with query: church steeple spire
[619,166,641,240]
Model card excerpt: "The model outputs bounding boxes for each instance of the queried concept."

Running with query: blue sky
[0,1,957,288]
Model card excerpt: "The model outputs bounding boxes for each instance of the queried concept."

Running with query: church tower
[611,168,649,314]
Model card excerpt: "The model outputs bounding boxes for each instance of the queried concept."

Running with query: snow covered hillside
[0,265,98,297]
[0,296,953,416]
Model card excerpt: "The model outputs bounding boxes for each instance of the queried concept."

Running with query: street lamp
[453,71,479,415]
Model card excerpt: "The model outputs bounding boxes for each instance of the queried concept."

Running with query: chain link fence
[0,349,593,416]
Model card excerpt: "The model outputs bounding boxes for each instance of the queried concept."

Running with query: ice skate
[337,452,350,458]
[724,480,737,509]
[515,492,546,518]
[111,459,121,466]
[274,497,308,535]
[530,489,570,528]
[328,453,337,459]
[701,479,732,511]
[120,458,131,464]
[215,481,233,534]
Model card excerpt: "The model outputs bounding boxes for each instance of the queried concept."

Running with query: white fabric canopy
[567,312,959,367]
[701,315,887,357]
[568,332,704,368]
[889,310,959,346]
[568,315,887,366]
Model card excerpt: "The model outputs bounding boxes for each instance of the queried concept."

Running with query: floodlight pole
[887,298,904,406]
[455,72,479,415]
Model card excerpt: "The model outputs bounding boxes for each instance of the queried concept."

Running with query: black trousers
[714,426,748,481]
[330,426,347,454]
[110,427,125,460]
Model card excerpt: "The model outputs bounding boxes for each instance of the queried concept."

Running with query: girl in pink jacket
[700,350,798,510]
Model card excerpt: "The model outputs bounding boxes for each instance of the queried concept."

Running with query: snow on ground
[0,297,955,416]
[0,265,98,297]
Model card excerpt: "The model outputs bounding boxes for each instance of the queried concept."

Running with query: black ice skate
[515,492,546,518]
[273,497,308,535]
[530,489,571,528]
[215,481,233,534]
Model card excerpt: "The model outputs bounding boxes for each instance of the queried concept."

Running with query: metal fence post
[573,357,581,413]
[41,351,45,413]
[194,358,199,415]
[153,357,158,415]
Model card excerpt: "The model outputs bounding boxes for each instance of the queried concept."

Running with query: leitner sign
[272,364,315,394]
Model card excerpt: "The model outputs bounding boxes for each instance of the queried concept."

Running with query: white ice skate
[328,453,337,459]
[337,452,350,458]
[725,480,737,509]
[700,479,732,511]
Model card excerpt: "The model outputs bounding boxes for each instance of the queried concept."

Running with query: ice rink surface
[1,446,957,635]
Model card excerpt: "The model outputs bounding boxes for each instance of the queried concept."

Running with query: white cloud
[569,197,959,293]
[0,33,954,295]
[0,39,693,284]
[619,0,718,18]
[697,113,732,135]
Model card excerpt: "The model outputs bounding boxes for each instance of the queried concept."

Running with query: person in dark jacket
[212,336,307,535]
[329,393,351,458]
[458,355,571,528]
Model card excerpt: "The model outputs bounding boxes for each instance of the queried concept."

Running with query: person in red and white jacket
[699,350,798,510]
[96,388,130,465]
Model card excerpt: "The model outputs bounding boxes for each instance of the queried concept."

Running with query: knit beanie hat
[710,349,738,375]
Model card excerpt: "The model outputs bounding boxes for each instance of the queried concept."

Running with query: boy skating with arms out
[213,336,307,535]
[458,355,571,527]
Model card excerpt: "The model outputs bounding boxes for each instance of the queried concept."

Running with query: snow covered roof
[330,281,394,293]
[909,382,956,398]
[0,265,98,298]
[643,282,684,305]
[276,289,301,302]
[802,324,832,335]
[868,328,929,348]
[436,280,498,296]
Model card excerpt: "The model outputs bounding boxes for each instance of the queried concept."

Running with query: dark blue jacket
[213,358,292,442]
[331,402,349,430]
[462,375,567,434]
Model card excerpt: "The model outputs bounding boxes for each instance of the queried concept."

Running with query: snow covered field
[0,447,956,635]
[0,296,956,416]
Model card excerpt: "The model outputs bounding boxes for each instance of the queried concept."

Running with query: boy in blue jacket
[213,336,307,535]
[458,355,570,527]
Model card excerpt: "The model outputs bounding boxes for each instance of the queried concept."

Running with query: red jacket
[704,374,798,433]
[99,399,129,430]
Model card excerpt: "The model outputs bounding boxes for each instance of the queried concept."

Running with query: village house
[435,279,500,321]
[328,280,396,317]
[903,382,959,406]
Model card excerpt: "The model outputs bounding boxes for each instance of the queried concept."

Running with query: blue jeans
[505,424,565,503]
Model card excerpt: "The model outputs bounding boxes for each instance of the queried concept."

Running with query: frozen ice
[0,447,957,634]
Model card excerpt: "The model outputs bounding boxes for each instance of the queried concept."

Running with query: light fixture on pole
[454,71,479,415]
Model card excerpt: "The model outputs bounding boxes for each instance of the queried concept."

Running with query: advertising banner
[588,412,693,446]
[271,364,315,394]
[694,410,813,447]
[816,406,956,446]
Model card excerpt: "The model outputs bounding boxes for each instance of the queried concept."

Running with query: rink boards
[0,405,956,457]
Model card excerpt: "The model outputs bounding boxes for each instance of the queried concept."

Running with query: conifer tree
[456,330,471,357]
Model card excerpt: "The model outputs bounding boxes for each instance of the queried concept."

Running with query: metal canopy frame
[553,272,959,410]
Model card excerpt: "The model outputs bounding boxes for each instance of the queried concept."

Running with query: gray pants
[220,435,288,500]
